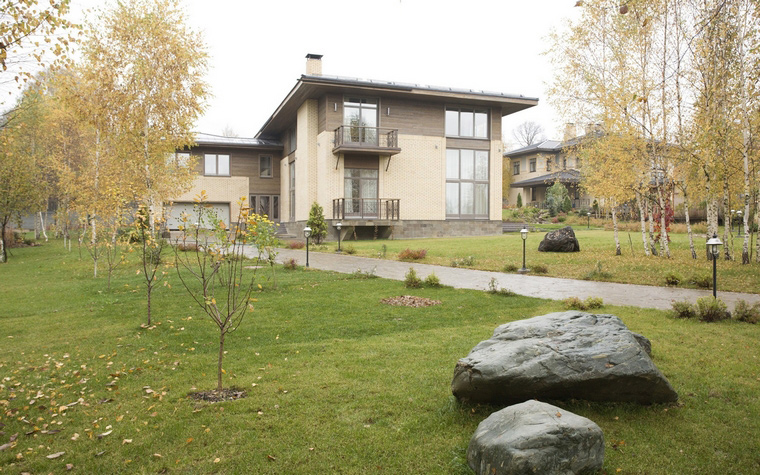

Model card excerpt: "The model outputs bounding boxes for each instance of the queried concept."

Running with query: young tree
[516,192,523,208]
[306,202,327,244]
[247,212,280,289]
[174,195,257,392]
[546,182,570,217]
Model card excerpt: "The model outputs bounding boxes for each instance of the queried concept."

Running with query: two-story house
[505,124,595,210]
[170,54,538,239]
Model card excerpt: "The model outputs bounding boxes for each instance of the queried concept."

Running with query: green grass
[1,242,760,473]
[320,229,760,294]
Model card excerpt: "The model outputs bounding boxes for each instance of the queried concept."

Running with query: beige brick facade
[171,175,249,220]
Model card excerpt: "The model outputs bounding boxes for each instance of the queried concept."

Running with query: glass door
[344,168,378,218]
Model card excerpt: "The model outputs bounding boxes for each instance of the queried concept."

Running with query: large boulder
[451,311,678,405]
[538,226,580,252]
[468,400,604,475]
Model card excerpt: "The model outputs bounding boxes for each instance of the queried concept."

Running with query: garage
[166,202,231,230]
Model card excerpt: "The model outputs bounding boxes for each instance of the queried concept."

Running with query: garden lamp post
[730,209,735,233]
[335,221,342,253]
[737,210,743,236]
[519,227,529,274]
[303,226,312,267]
[706,234,722,299]
[587,211,591,230]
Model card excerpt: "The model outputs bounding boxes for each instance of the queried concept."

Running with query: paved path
[244,247,760,311]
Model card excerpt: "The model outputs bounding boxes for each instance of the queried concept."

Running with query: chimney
[305,53,323,76]
[563,123,576,141]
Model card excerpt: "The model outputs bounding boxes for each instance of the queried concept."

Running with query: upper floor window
[513,161,520,175]
[205,154,230,176]
[343,97,378,145]
[445,107,488,138]
[260,155,272,178]
[169,152,190,167]
[287,126,296,155]
[546,158,552,172]
[446,148,489,219]
[529,159,536,173]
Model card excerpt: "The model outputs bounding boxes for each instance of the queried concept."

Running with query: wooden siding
[445,137,491,151]
[344,154,379,170]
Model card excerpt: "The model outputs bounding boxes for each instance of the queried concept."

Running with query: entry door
[250,195,280,222]
[344,168,378,218]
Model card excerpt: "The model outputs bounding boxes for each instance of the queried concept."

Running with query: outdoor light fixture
[335,221,343,253]
[706,234,723,298]
[519,227,529,274]
[304,226,312,267]
[587,211,591,230]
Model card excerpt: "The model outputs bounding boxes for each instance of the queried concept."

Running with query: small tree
[247,212,280,289]
[546,183,570,217]
[134,206,167,327]
[174,194,257,392]
[306,202,327,245]
[516,193,523,208]
[563,196,572,213]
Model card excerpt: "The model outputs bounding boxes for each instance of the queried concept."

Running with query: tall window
[289,161,295,221]
[529,158,536,173]
[287,126,296,155]
[513,161,520,175]
[260,155,272,178]
[546,158,552,172]
[445,108,488,138]
[446,149,489,219]
[344,168,379,217]
[343,97,378,145]
[204,154,230,176]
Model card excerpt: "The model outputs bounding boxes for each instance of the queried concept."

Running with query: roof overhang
[510,170,582,188]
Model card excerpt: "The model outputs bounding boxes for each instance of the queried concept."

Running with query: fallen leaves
[380,295,442,307]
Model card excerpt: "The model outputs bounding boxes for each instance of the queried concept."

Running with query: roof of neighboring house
[504,140,563,157]
[194,132,282,148]
[510,169,582,188]
[257,74,539,139]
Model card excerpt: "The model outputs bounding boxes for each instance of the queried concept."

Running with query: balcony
[333,126,401,155]
[332,198,400,221]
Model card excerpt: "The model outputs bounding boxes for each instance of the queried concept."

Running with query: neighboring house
[172,54,537,239]
[505,124,595,210]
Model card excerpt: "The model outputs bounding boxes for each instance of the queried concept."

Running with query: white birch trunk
[636,190,650,256]
[38,212,48,242]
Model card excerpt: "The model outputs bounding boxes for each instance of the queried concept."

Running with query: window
[563,158,567,170]
[289,161,295,220]
[445,108,488,138]
[513,161,520,176]
[260,155,272,178]
[446,149,489,218]
[204,154,229,176]
[343,97,378,145]
[287,126,296,155]
[250,194,280,221]
[546,158,552,172]
[344,168,379,217]
[529,159,536,173]
[176,152,190,167]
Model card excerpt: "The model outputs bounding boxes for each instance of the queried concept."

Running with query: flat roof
[194,132,281,148]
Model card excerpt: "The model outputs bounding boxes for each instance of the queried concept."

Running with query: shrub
[531,264,549,274]
[404,267,422,288]
[671,300,696,319]
[306,202,327,244]
[398,248,427,260]
[424,273,442,287]
[487,278,516,296]
[733,300,760,324]
[583,261,611,280]
[283,258,299,270]
[690,274,711,289]
[503,263,518,273]
[585,297,604,309]
[451,256,475,267]
[695,297,730,322]
[287,240,305,249]
[564,296,604,310]
[343,245,356,255]
[175,242,198,252]
[664,272,682,286]
[516,193,523,208]
[551,217,560,224]
[351,267,378,279]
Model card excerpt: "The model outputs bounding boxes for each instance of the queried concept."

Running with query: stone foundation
[280,219,502,241]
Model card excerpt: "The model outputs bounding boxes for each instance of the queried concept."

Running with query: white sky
[46,0,581,145]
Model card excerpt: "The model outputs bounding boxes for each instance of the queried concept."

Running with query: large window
[446,149,489,218]
[445,108,488,138]
[204,154,229,176]
[343,97,378,145]
[289,161,295,221]
[260,155,272,178]
[529,158,536,173]
[513,161,520,175]
[250,194,279,221]
[344,168,379,217]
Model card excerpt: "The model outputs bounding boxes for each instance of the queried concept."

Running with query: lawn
[1,242,759,473]
[317,228,760,294]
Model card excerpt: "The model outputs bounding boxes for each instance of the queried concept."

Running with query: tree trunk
[146,284,152,326]
[38,212,48,242]
[722,182,732,260]
[656,184,671,258]
[0,221,7,263]
[91,216,98,278]
[217,332,225,391]
[682,186,697,259]
[646,198,658,256]
[612,205,621,256]
[636,190,650,256]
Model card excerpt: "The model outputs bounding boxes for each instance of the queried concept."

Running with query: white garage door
[166,202,231,230]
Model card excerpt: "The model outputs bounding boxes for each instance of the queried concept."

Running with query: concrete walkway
[243,247,760,311]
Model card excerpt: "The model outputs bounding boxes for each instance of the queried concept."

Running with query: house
[171,54,538,239]
[504,124,596,210]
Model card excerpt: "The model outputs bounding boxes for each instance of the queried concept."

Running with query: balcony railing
[333,126,401,155]
[332,198,400,220]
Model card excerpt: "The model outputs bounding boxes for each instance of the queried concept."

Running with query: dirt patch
[188,388,247,403]
[380,295,442,307]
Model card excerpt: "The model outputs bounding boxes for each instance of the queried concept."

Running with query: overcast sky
[61,0,580,145]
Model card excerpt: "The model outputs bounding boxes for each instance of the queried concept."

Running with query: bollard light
[587,211,591,230]
[706,234,723,298]
[519,227,529,274]
[335,221,342,253]
[304,226,312,267]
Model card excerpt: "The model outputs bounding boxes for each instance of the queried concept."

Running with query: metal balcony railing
[333,126,399,151]
[332,198,400,220]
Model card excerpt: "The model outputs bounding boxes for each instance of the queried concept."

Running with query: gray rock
[468,400,604,475]
[538,226,580,252]
[452,311,678,404]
